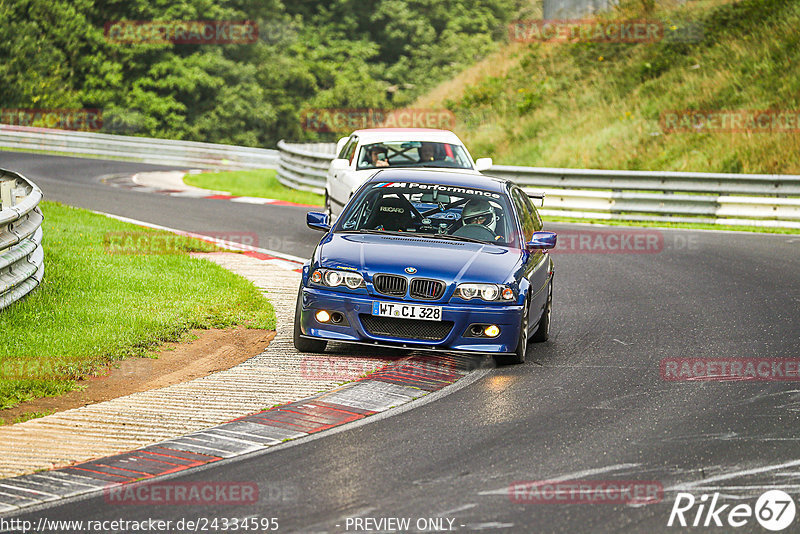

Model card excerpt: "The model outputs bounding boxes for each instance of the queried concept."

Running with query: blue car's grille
[359,315,454,341]
[409,278,445,300]
[373,274,407,297]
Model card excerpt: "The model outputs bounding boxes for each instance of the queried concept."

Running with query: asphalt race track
[4,151,800,533]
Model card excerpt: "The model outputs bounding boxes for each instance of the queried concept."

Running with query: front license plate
[372,301,442,321]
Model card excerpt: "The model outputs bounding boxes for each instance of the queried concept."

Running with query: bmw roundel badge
[405,267,417,274]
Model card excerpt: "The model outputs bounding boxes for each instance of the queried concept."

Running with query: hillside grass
[425,0,800,175]
[0,202,275,411]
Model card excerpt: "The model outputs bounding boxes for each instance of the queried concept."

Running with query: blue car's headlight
[455,283,514,301]
[311,269,365,289]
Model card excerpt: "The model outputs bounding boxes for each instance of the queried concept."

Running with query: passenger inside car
[418,142,437,162]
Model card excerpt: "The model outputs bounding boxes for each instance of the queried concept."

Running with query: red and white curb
[98,212,306,272]
[0,355,482,513]
[0,212,488,514]
[103,170,320,208]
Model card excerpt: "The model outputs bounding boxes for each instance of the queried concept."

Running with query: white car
[325,128,492,218]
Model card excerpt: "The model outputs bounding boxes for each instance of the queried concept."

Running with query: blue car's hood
[317,233,522,284]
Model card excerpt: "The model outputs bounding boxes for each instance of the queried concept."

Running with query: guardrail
[0,169,44,310]
[275,140,336,194]
[276,141,800,229]
[0,124,279,170]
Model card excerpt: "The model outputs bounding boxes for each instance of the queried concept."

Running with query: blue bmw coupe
[294,169,557,364]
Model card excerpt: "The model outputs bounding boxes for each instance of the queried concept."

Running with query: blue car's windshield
[337,181,518,247]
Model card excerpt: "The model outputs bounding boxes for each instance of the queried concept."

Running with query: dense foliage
[0,0,517,146]
[441,0,800,174]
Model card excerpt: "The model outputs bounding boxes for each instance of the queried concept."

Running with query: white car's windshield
[356,141,473,171]
[337,181,518,247]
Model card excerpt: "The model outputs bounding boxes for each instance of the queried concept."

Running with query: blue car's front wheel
[531,279,552,343]
[293,286,327,353]
[495,296,529,366]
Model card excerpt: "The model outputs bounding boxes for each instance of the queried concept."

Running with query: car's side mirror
[527,231,557,250]
[336,137,348,155]
[307,212,331,232]
[474,158,493,171]
[331,158,350,171]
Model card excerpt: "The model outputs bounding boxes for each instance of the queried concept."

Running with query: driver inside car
[456,198,503,241]
[367,145,390,167]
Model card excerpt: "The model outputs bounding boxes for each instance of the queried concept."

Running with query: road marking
[670,485,800,491]
[666,459,800,491]
[466,522,514,530]
[438,503,478,515]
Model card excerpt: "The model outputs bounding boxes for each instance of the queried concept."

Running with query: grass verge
[0,201,276,411]
[184,169,324,206]
[543,215,800,234]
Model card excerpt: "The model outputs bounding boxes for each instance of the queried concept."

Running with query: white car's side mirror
[336,137,349,155]
[331,158,350,170]
[474,158,493,172]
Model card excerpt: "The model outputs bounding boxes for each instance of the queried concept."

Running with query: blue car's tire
[495,295,529,366]
[531,279,552,343]
[293,286,327,353]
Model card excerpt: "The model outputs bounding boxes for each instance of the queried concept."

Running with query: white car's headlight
[455,283,514,301]
[312,269,365,289]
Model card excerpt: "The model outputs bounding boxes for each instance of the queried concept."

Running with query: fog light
[315,310,331,323]
[484,325,500,337]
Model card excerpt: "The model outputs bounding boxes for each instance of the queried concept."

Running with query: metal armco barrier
[275,140,336,194]
[0,124,279,170]
[276,141,800,229]
[0,169,44,310]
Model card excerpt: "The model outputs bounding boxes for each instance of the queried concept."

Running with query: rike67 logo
[668,490,796,531]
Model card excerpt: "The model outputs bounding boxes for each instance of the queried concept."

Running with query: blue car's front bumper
[298,287,524,354]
